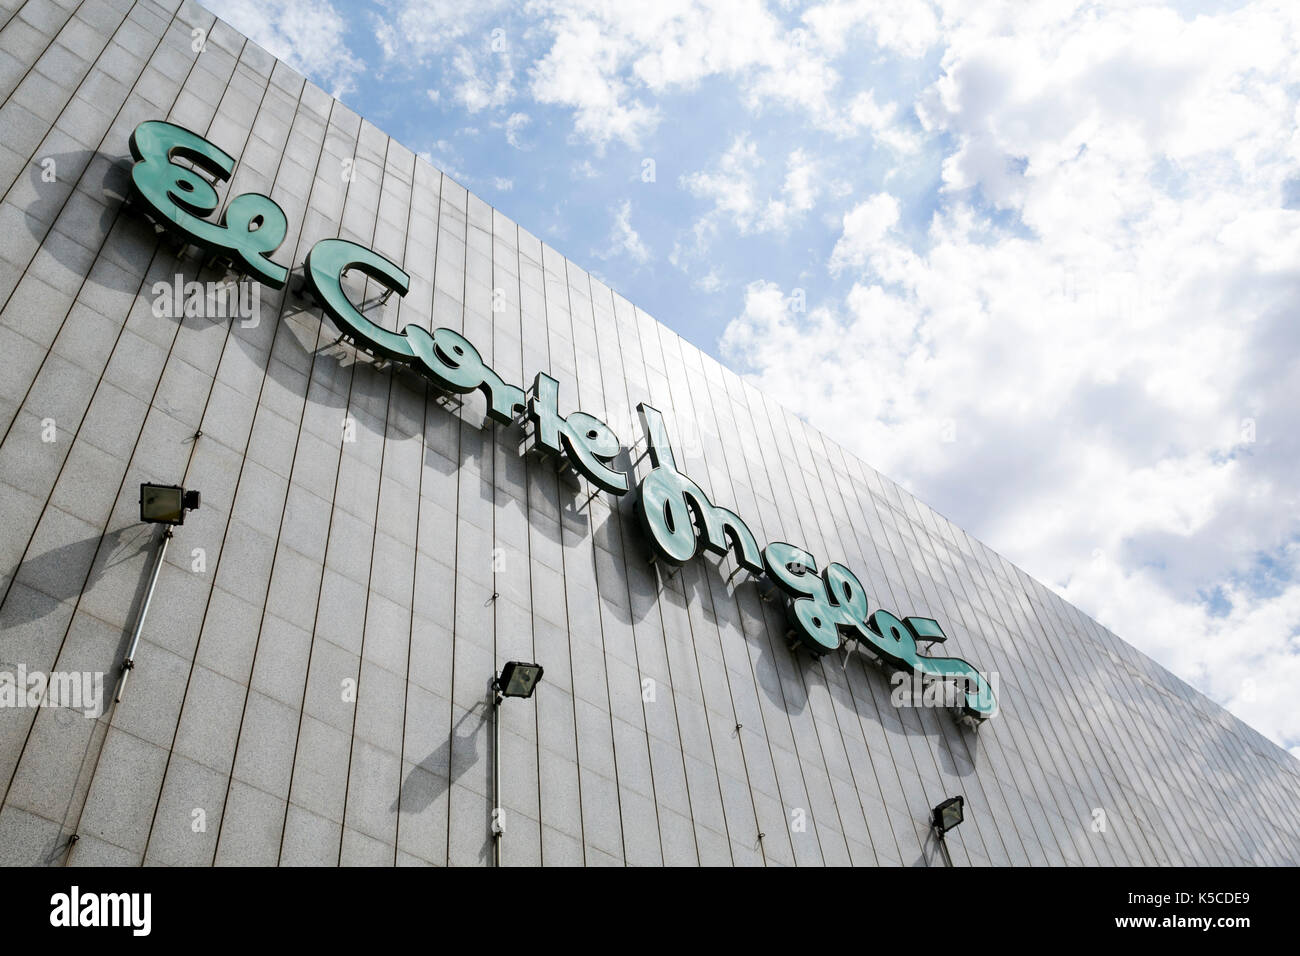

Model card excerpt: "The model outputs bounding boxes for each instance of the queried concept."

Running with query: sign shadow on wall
[24,149,152,298]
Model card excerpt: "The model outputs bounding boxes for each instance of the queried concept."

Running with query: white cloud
[451,45,514,113]
[680,137,822,249]
[804,0,940,59]
[694,269,725,293]
[207,0,363,97]
[848,90,923,155]
[681,136,762,232]
[367,0,943,149]
[721,0,1300,752]
[504,112,531,149]
[523,0,913,149]
[600,200,650,263]
[371,0,510,61]
[828,192,901,273]
[372,0,521,125]
[527,9,661,150]
[762,148,820,230]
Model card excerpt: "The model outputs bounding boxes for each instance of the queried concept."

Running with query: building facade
[1,0,1298,866]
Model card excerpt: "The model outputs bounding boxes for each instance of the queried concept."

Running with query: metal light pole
[491,676,503,867]
[114,525,171,703]
[489,661,544,867]
[117,483,201,704]
[936,829,954,868]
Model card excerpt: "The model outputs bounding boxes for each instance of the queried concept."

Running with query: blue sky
[206,0,958,354]
[204,0,1300,759]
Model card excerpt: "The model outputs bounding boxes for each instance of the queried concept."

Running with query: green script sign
[130,120,290,288]
[127,120,998,721]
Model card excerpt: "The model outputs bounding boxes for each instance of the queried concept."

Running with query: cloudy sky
[202,0,1300,759]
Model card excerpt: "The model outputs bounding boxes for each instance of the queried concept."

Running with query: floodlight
[139,483,201,525]
[932,795,964,836]
[119,484,201,704]
[496,661,544,699]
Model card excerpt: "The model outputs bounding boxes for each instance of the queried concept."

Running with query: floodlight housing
[497,661,544,699]
[140,483,201,525]
[932,795,964,835]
